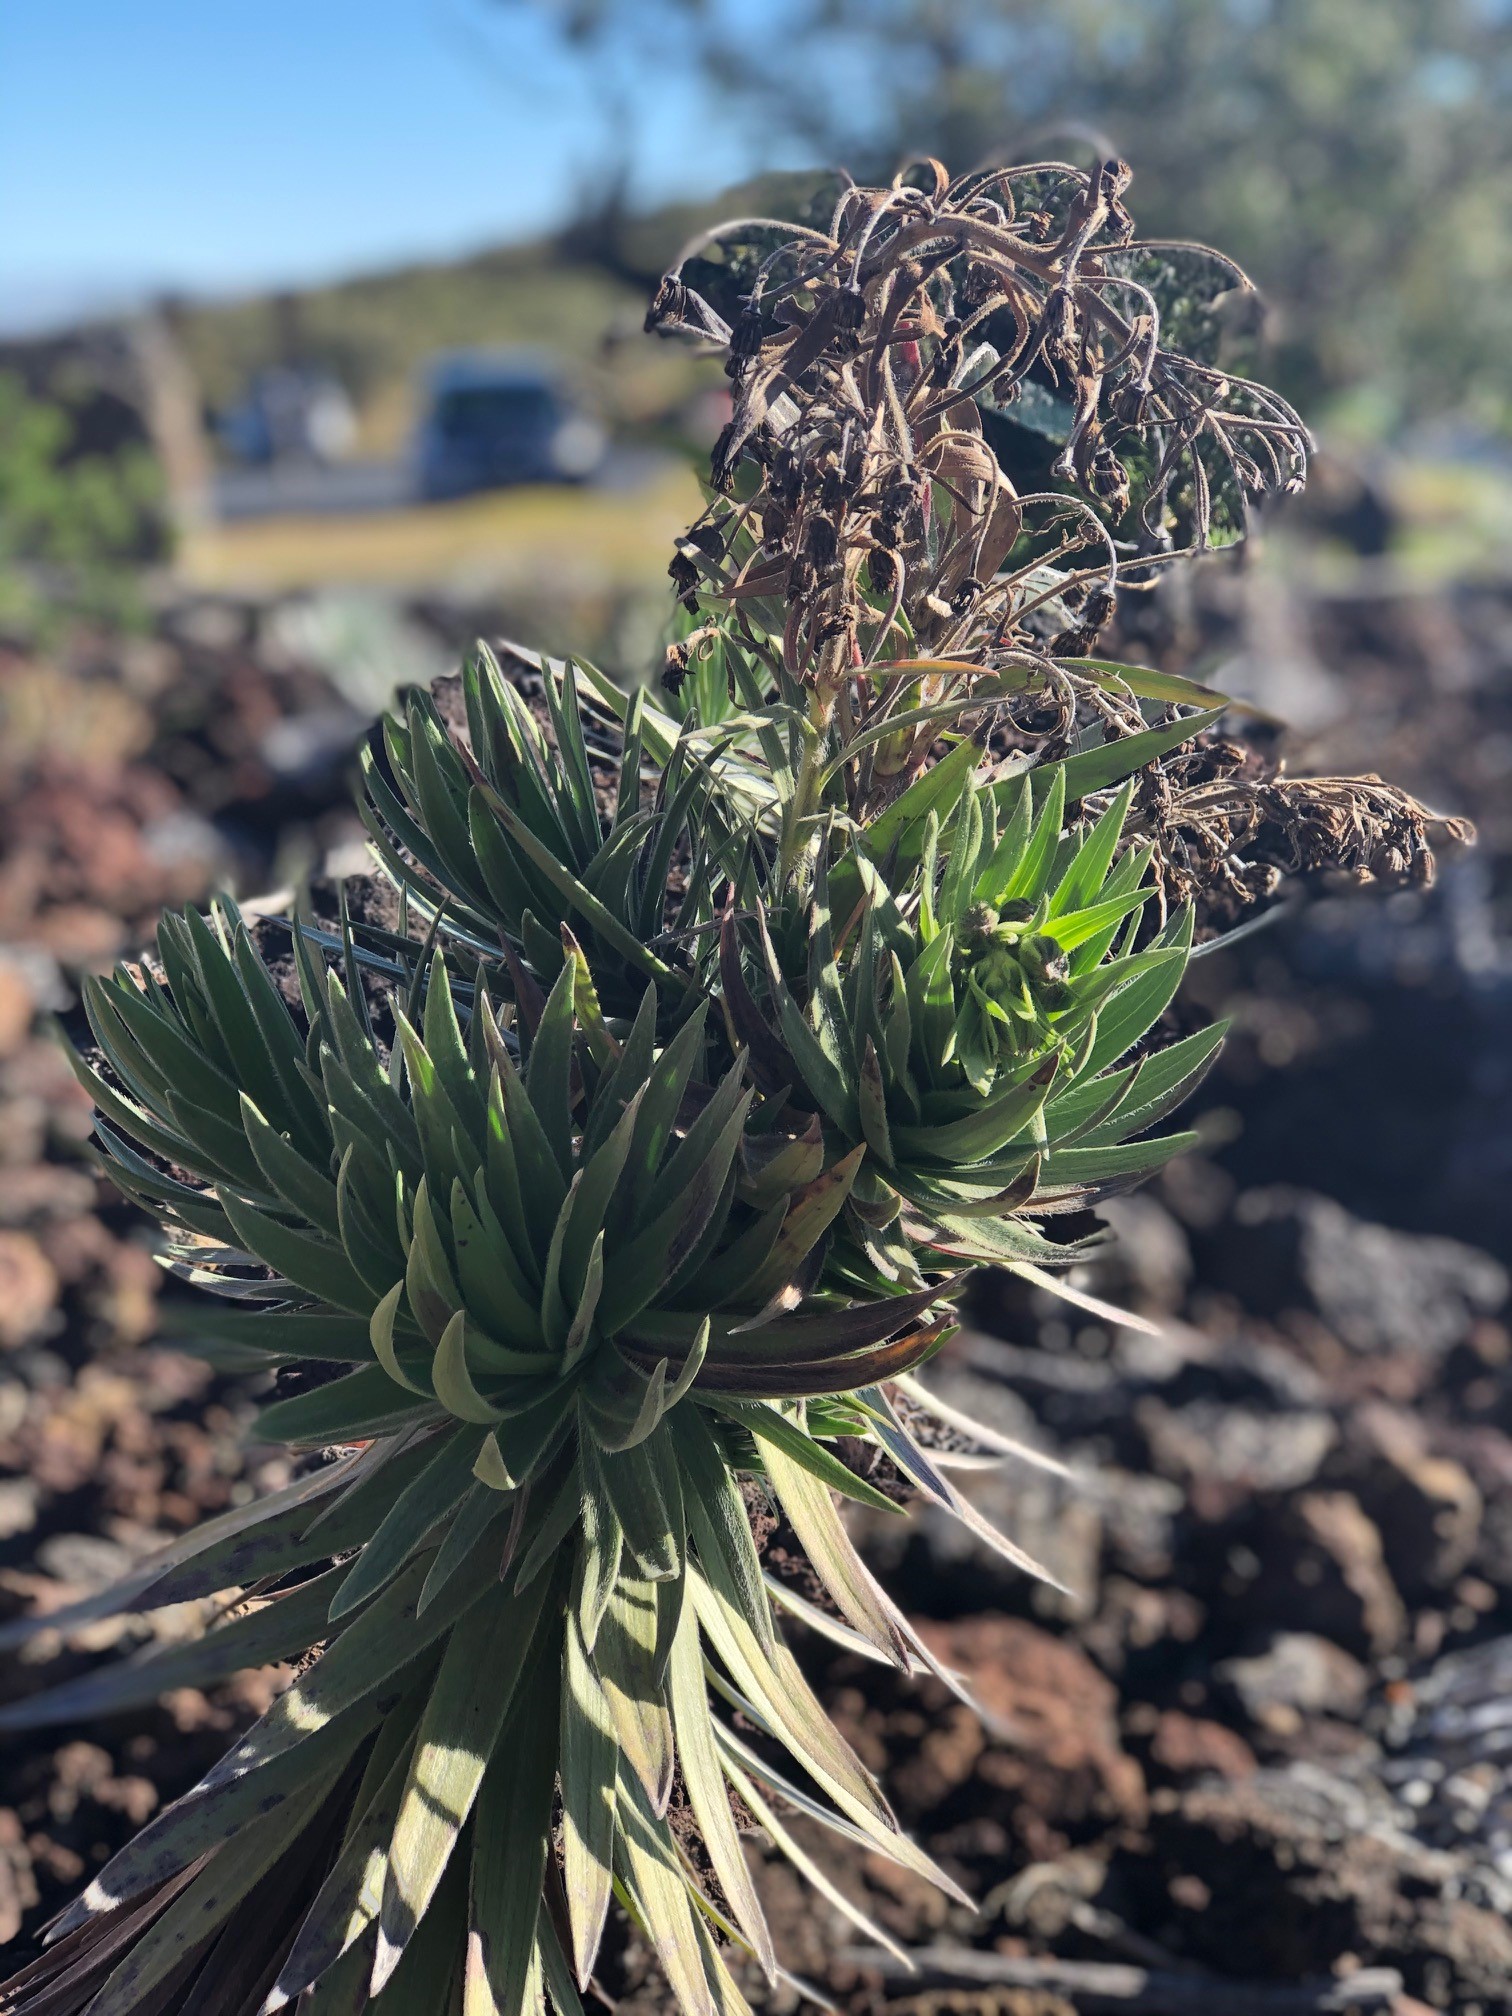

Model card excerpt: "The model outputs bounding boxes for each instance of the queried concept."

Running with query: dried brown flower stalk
[651,159,1304,767]
[1133,740,1478,924]
[650,157,1470,911]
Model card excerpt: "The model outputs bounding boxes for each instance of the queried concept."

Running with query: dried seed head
[805,517,840,570]
[786,552,817,598]
[730,309,765,359]
[709,421,742,493]
[687,519,728,563]
[1082,586,1116,630]
[867,546,899,596]
[668,551,700,597]
[761,503,790,550]
[833,285,866,332]
[662,640,690,697]
[1134,750,1475,924]
[644,273,688,334]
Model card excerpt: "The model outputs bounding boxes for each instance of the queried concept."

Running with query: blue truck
[413,350,606,500]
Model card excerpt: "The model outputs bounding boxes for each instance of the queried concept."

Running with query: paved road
[211,445,672,521]
[213,460,410,520]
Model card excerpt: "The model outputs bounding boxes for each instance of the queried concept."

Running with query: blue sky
[0,1,772,331]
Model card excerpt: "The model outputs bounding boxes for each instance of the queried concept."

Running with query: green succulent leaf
[465,1651,561,2016]
[373,1571,557,1991]
[560,1610,618,1987]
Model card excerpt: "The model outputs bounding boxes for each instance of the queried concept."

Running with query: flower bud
[1020,934,1071,992]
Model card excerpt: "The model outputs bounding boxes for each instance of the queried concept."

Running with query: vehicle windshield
[433,384,558,439]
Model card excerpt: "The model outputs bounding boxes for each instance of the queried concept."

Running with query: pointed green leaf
[329,1427,483,1621]
[218,1188,374,1318]
[374,1570,554,1989]
[560,1610,617,1987]
[433,1311,509,1424]
[672,1409,773,1654]
[665,1598,774,1978]
[465,1650,561,2016]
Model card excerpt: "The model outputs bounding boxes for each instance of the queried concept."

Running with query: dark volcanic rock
[1216,1633,1371,1724]
[1336,1405,1484,1602]
[1249,1491,1408,1658]
[1143,1765,1512,2010]
[1383,1633,1512,1895]
[1210,1188,1507,1359]
[1137,1397,1336,1500]
[1145,1709,1259,1785]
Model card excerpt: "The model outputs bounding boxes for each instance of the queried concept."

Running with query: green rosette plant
[724,765,1224,1287]
[358,654,737,1023]
[0,155,1468,2016]
[1,900,986,2016]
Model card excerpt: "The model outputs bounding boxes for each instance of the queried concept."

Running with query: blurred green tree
[508,0,1512,430]
[0,374,166,641]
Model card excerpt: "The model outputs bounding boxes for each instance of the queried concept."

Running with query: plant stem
[778,687,834,891]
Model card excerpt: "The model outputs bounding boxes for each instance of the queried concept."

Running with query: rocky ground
[1,540,1510,2014]
[0,610,354,1955]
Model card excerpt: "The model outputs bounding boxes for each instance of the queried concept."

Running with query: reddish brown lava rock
[0,1233,59,1351]
[913,1615,1148,1850]
[1147,1709,1259,1784]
